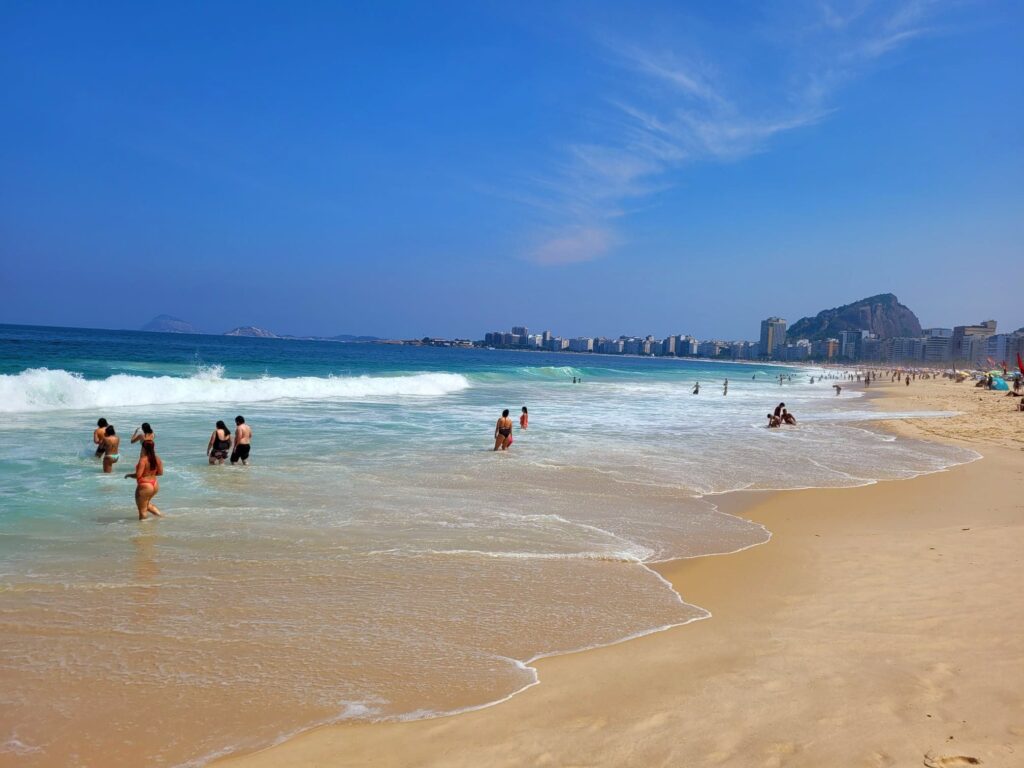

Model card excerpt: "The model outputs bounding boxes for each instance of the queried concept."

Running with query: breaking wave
[0,367,471,412]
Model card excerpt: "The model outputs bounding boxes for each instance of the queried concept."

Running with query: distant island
[140,315,199,334]
[224,326,279,338]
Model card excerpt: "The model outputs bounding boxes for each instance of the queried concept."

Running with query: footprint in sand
[923,754,981,767]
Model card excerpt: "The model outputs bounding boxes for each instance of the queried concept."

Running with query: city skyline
[2,2,1022,337]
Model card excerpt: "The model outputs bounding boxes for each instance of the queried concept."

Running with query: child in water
[520,407,528,430]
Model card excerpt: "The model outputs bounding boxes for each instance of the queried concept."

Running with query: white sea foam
[0,368,471,412]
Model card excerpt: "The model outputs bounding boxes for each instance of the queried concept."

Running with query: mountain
[788,294,922,341]
[224,326,278,338]
[140,315,198,334]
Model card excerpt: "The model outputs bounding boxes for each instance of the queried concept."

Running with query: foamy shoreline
[214,378,1024,768]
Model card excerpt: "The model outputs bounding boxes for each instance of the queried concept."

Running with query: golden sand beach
[217,376,1024,768]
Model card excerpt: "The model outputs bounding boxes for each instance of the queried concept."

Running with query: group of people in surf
[493,406,528,451]
[91,416,253,520]
[767,402,798,428]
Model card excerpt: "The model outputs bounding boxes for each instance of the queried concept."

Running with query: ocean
[0,324,977,767]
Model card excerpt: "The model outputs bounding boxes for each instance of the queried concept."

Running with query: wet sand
[217,377,1024,768]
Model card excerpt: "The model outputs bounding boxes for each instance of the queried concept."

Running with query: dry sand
[217,377,1024,768]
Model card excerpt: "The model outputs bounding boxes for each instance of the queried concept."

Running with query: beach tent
[991,377,1009,391]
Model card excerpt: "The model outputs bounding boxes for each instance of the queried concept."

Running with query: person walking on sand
[101,425,120,473]
[126,439,163,520]
[93,418,110,458]
[519,407,528,430]
[231,415,252,465]
[494,409,513,451]
[207,420,232,465]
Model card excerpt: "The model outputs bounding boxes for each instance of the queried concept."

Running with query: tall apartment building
[759,317,787,359]
[952,320,997,362]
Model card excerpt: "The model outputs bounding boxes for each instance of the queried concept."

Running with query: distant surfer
[207,420,232,465]
[101,425,120,473]
[519,407,528,430]
[126,439,163,520]
[494,409,513,451]
[93,418,109,457]
[231,416,252,465]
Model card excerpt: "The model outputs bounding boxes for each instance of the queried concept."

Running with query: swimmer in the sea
[494,409,513,451]
[519,406,528,430]
[131,422,155,456]
[207,420,232,465]
[93,418,109,458]
[230,415,252,465]
[102,425,120,473]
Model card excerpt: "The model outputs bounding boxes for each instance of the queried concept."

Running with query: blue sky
[2,1,1022,339]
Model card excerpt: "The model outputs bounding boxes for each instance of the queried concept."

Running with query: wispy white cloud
[517,1,955,266]
[528,226,616,266]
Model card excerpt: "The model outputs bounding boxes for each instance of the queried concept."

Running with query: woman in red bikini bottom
[127,439,164,520]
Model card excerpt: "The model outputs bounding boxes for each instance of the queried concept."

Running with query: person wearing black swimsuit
[494,409,513,451]
[207,420,232,465]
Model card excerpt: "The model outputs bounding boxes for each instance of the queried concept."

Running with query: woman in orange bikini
[519,406,528,430]
[126,439,164,520]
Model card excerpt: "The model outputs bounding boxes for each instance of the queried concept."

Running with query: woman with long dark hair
[207,420,232,465]
[131,422,155,457]
[127,439,164,520]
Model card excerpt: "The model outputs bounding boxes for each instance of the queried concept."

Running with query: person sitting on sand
[207,420,232,465]
[131,423,155,456]
[782,409,797,425]
[767,413,781,428]
[494,409,513,451]
[93,418,109,458]
[102,425,120,473]
[231,415,252,465]
[126,439,163,520]
[519,407,528,430]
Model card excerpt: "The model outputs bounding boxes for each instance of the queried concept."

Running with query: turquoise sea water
[0,325,977,767]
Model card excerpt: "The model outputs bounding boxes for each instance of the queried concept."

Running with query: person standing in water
[126,439,163,520]
[131,423,155,457]
[692,382,700,395]
[207,420,232,465]
[101,425,120,473]
[519,407,528,430]
[231,415,252,465]
[723,379,729,395]
[494,409,513,451]
[93,418,109,458]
